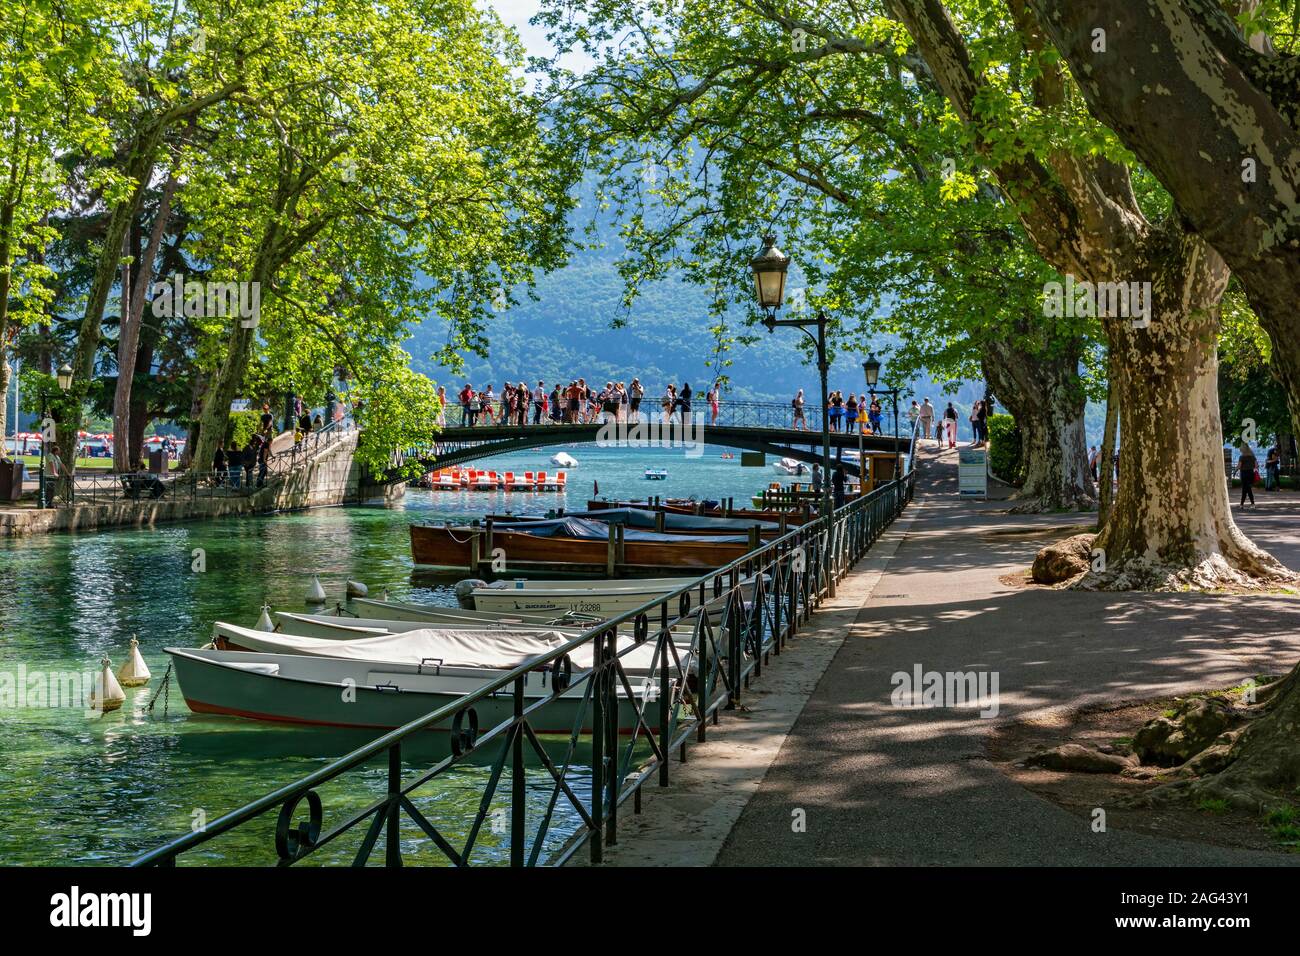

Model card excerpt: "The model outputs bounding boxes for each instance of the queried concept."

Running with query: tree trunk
[1082,234,1291,589]
[113,174,177,472]
[0,356,9,443]
[1028,0,1300,440]
[984,338,1094,512]
[190,316,259,473]
[1097,352,1120,527]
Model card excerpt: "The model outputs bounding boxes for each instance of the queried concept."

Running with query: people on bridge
[919,398,934,441]
[792,389,807,431]
[829,390,843,432]
[943,402,958,448]
[436,386,448,428]
[868,397,883,434]
[845,393,858,434]
[708,383,720,425]
[629,379,644,421]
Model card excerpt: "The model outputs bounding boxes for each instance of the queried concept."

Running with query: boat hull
[168,648,649,733]
[410,523,754,572]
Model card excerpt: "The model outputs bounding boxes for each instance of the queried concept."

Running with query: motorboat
[550,452,578,467]
[643,468,668,480]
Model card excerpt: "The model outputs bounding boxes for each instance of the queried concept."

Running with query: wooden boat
[410,518,757,573]
[481,508,784,539]
[166,646,651,732]
[586,498,814,525]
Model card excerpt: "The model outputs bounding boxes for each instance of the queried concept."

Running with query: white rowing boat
[210,622,685,678]
[166,646,654,732]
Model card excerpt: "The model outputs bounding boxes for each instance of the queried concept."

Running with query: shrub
[226,410,261,449]
[987,413,1025,485]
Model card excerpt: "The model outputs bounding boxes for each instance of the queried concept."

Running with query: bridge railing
[131,466,915,868]
[444,399,903,436]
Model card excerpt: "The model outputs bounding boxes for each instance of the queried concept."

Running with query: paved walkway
[713,446,1300,865]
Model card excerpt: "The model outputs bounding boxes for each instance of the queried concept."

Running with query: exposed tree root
[1071,554,1298,592]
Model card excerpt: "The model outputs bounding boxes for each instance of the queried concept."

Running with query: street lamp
[751,234,836,596]
[862,354,901,485]
[39,364,74,509]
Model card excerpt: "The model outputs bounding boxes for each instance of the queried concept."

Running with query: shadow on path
[716,444,1300,866]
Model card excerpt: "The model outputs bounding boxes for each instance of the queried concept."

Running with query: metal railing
[132,456,916,868]
[447,399,903,436]
[51,417,357,508]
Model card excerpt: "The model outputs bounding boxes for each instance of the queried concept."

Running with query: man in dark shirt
[831,466,846,509]
[1238,446,1257,507]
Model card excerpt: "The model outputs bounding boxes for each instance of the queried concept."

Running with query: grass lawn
[12,455,179,472]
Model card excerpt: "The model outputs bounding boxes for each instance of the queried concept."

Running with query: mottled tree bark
[983,334,1094,512]
[891,0,1290,587]
[1029,0,1300,438]
[113,173,176,472]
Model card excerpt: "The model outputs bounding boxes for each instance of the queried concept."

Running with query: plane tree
[537,0,1099,510]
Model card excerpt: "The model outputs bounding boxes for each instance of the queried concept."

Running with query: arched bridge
[382,401,907,483]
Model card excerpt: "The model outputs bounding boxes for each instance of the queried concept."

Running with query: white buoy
[115,636,151,687]
[256,604,275,631]
[346,580,368,598]
[306,576,327,604]
[91,656,126,713]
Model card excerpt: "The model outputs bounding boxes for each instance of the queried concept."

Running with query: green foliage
[225,411,261,450]
[987,414,1024,485]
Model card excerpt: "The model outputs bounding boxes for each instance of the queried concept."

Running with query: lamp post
[863,354,901,485]
[39,364,74,509]
[751,234,836,597]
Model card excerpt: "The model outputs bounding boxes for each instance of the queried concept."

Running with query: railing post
[658,600,670,787]
[511,675,526,867]
[604,628,618,847]
[727,568,742,702]
[589,631,605,864]
[386,743,403,867]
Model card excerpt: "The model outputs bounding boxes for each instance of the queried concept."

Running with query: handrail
[446,399,904,436]
[133,456,916,868]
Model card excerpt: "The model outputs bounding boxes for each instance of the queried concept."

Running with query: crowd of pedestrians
[448,379,715,428]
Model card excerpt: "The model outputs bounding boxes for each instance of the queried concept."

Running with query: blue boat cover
[494,515,749,544]
[497,507,778,534]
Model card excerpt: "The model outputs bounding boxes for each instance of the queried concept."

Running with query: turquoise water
[0,443,774,866]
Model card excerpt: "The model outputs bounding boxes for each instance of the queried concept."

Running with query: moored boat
[166,646,652,732]
[410,518,757,572]
[209,622,686,678]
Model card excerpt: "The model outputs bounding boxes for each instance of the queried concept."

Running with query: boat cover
[490,515,750,543]
[565,507,779,533]
[214,622,637,671]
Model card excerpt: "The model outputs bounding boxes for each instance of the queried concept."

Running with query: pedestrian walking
[1238,443,1258,507]
[919,398,935,441]
[943,402,958,448]
[792,389,807,430]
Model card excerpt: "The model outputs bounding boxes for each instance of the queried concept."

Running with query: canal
[0,444,779,865]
